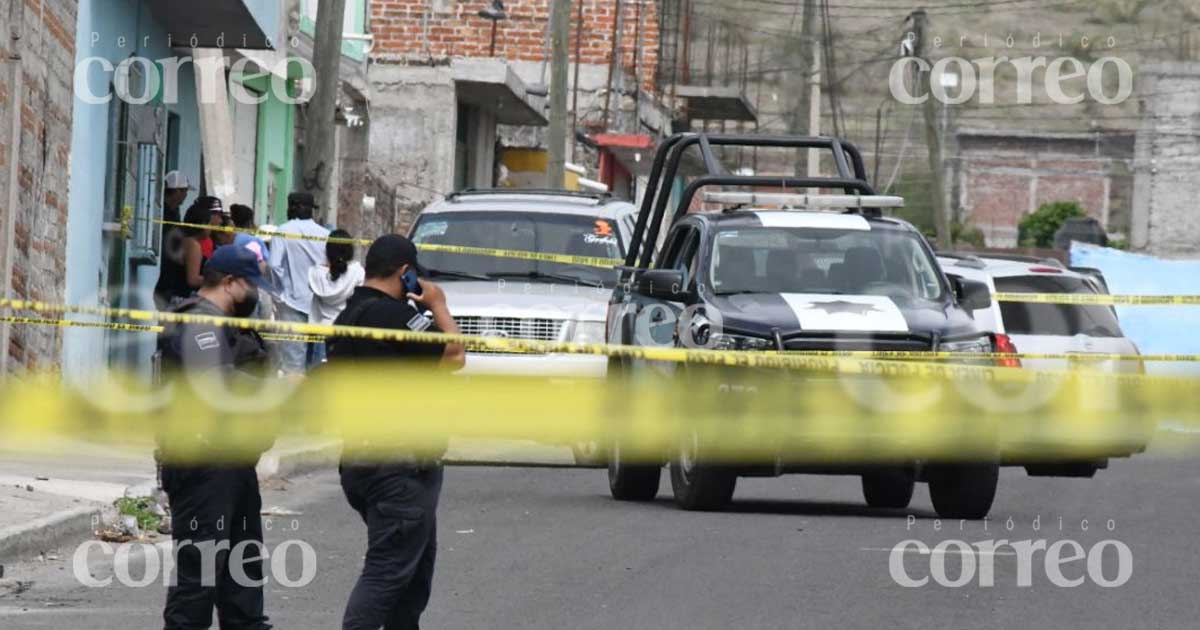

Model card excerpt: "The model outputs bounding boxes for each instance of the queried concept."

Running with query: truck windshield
[709,227,945,301]
[994,275,1123,337]
[410,211,624,287]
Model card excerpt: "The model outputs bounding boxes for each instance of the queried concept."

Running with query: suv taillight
[992,333,1021,368]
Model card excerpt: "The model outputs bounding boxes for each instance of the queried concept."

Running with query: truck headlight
[711,333,773,351]
[572,321,607,345]
[940,336,992,353]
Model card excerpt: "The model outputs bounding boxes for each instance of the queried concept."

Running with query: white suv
[937,253,1141,373]
[409,190,638,463]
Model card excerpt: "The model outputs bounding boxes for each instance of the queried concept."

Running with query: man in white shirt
[268,192,331,375]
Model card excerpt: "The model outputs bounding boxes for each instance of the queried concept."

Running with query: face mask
[233,285,260,318]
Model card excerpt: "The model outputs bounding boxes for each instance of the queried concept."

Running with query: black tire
[927,463,999,520]
[608,442,661,501]
[669,460,736,511]
[862,469,916,509]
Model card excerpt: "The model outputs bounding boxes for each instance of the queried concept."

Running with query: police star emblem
[804,300,881,316]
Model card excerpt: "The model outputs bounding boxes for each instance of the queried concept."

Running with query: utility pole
[547,0,571,189]
[302,0,348,224]
[911,9,952,248]
[791,0,818,177]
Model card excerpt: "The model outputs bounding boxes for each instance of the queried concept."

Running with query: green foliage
[114,496,161,532]
[1019,201,1086,248]
[953,222,986,248]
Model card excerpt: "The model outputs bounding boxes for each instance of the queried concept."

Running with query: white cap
[164,170,194,191]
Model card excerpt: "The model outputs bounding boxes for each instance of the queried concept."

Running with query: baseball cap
[195,195,224,214]
[288,192,319,209]
[206,244,272,290]
[164,171,194,191]
[366,234,424,277]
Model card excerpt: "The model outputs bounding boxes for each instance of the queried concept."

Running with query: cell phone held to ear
[402,268,423,297]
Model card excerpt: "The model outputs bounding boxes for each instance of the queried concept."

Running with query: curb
[0,506,101,563]
[256,439,343,481]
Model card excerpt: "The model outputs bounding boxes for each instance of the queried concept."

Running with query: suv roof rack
[625,133,886,270]
[446,188,613,203]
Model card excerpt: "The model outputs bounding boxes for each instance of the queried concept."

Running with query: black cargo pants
[340,463,443,630]
[162,465,271,630]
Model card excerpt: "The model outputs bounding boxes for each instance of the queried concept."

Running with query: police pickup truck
[604,134,1002,519]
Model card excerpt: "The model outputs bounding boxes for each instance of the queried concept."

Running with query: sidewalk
[0,436,572,564]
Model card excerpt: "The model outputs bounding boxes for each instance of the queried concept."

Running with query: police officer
[325,234,465,630]
[157,245,274,630]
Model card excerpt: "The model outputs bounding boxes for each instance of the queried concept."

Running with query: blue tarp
[1070,243,1200,375]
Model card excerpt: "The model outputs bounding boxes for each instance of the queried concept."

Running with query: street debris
[261,506,302,516]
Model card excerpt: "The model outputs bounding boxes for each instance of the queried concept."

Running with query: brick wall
[371,0,660,92]
[0,0,78,373]
[954,132,1134,247]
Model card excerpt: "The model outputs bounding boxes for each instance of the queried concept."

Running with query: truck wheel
[669,431,736,511]
[608,442,661,501]
[927,463,999,520]
[862,469,915,509]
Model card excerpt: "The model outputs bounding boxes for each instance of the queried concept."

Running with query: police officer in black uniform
[157,245,274,630]
[326,234,465,630]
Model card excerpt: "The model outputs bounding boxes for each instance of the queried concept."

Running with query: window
[709,226,944,301]
[658,225,700,289]
[410,211,624,287]
[995,275,1123,337]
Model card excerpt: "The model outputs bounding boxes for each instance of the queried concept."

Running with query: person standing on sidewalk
[325,235,464,630]
[268,192,330,375]
[157,245,275,630]
[307,229,364,366]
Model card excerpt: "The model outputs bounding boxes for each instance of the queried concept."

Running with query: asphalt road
[2,452,1199,629]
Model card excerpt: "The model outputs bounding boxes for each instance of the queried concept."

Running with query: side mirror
[950,275,992,311]
[636,269,689,302]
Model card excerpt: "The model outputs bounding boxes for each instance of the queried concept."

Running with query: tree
[1018,201,1086,248]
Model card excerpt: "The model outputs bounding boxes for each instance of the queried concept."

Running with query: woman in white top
[307,229,365,364]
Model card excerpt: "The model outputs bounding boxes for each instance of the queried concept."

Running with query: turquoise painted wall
[64,0,204,383]
[234,72,298,225]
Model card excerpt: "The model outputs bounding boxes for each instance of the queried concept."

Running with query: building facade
[363,0,665,233]
[60,0,281,382]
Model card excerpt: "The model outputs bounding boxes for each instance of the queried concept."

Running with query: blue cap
[206,245,271,290]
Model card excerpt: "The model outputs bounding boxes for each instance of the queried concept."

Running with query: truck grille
[457,316,567,354]
[782,335,932,352]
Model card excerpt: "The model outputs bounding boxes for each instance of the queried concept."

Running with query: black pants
[340,463,443,630]
[162,465,271,630]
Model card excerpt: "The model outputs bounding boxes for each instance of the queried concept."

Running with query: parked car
[409,189,638,464]
[936,253,1141,374]
[937,253,1149,478]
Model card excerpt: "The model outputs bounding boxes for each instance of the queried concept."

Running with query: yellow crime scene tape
[0,306,1197,463]
[151,218,623,269]
[993,292,1200,306]
[146,217,1200,301]
[0,315,163,334]
[4,298,1199,390]
[6,309,1196,363]
[0,362,1191,465]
